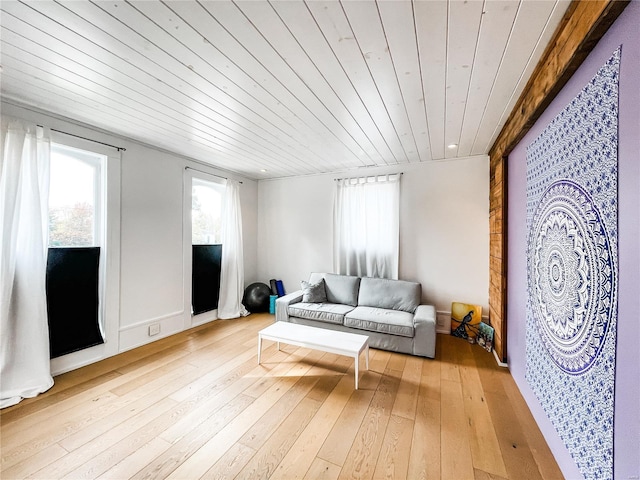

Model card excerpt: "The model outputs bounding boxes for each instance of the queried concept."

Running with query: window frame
[48,131,121,373]
[183,168,226,328]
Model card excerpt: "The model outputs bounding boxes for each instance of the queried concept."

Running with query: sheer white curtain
[0,120,54,408]
[334,174,401,279]
[217,179,248,319]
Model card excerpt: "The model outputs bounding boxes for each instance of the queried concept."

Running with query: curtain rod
[334,172,403,182]
[40,126,126,152]
[185,166,243,184]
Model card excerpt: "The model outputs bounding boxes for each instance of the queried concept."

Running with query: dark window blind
[192,244,222,315]
[46,247,103,358]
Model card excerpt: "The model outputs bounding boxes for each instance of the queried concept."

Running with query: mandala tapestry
[526,48,620,480]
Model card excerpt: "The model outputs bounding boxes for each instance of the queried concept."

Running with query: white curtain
[334,174,401,279]
[217,180,248,319]
[0,120,54,408]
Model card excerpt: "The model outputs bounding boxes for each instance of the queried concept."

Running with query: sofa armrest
[275,290,304,323]
[413,304,436,358]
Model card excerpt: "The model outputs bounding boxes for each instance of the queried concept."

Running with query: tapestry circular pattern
[528,180,615,375]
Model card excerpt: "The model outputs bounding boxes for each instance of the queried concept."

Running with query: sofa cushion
[358,277,420,313]
[309,272,361,307]
[345,306,415,337]
[288,302,355,325]
[301,279,327,303]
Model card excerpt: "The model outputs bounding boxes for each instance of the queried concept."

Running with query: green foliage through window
[49,202,94,247]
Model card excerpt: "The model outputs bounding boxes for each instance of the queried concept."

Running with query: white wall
[117,142,259,351]
[240,175,259,286]
[257,156,490,330]
[2,100,488,372]
[2,101,259,373]
[119,144,186,345]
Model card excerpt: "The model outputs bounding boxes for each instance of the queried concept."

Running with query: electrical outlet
[148,324,160,336]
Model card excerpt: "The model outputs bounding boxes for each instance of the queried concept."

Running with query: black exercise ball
[243,282,272,313]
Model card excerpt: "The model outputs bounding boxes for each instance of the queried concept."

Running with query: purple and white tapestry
[526,48,620,480]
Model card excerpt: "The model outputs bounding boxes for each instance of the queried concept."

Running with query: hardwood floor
[0,314,563,479]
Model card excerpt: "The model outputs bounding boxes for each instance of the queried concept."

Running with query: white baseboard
[436,310,451,333]
[493,349,509,368]
[118,311,186,352]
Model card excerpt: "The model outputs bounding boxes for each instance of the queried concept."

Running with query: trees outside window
[48,144,102,247]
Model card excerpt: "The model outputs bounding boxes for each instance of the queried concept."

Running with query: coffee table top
[259,321,368,355]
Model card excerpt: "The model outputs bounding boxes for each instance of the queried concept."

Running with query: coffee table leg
[365,344,369,370]
[258,335,262,364]
[355,354,359,390]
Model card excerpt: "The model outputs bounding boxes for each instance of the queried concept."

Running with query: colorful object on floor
[476,322,494,352]
[525,48,620,480]
[450,302,482,340]
[269,295,277,315]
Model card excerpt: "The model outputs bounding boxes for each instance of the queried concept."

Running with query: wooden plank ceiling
[0,0,570,180]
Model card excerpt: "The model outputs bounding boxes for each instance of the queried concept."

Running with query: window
[46,141,107,358]
[190,175,225,316]
[48,143,104,247]
[192,177,224,244]
[334,174,401,279]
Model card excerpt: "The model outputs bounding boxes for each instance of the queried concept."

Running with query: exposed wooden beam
[487,0,629,363]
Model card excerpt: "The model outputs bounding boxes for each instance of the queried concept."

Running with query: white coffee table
[258,322,369,389]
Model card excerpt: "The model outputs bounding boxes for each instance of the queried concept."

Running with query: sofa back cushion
[308,272,361,307]
[358,277,421,313]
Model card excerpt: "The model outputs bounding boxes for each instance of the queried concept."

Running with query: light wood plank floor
[1,314,563,480]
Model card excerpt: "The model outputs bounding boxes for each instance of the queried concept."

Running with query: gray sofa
[275,272,436,358]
